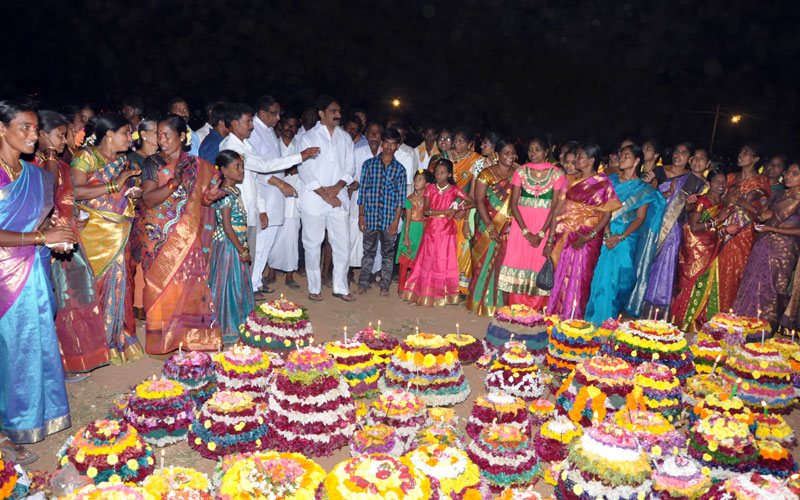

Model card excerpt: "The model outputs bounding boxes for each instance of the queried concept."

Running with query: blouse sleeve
[141,155,161,183]
[454,186,468,200]
[511,169,522,187]
[424,183,436,198]
[69,148,95,173]
[404,198,412,210]
[553,170,566,191]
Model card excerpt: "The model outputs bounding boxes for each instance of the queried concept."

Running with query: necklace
[0,156,21,180]
[436,183,450,194]
[450,150,472,163]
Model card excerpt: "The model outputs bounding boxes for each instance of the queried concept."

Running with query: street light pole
[709,103,720,155]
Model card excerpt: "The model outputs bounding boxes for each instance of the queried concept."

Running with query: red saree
[717,173,770,313]
[140,153,222,353]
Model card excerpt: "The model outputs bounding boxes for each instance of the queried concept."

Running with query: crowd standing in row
[1,95,800,465]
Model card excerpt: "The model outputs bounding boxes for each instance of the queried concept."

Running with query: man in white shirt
[415,123,439,170]
[248,95,304,293]
[386,119,419,195]
[350,122,382,269]
[168,97,200,156]
[219,103,319,294]
[194,100,222,145]
[268,113,303,289]
[295,107,318,141]
[298,96,356,302]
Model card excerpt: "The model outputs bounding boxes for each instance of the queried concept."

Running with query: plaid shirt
[357,155,407,231]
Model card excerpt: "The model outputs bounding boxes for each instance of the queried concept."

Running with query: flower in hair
[132,131,140,140]
[84,134,97,146]
[185,126,192,146]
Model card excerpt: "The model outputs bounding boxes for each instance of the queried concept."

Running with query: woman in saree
[465,139,516,316]
[734,163,800,328]
[497,138,566,310]
[640,144,708,320]
[547,144,621,320]
[0,100,76,463]
[586,144,665,324]
[672,169,732,331]
[446,126,483,295]
[716,144,771,313]
[35,111,108,378]
[72,114,143,365]
[462,132,500,243]
[764,155,787,196]
[140,114,225,354]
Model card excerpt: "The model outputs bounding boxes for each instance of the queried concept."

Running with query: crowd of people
[1,94,800,465]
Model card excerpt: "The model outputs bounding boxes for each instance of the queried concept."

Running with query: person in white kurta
[249,97,303,293]
[297,98,356,301]
[219,105,316,294]
[268,117,303,289]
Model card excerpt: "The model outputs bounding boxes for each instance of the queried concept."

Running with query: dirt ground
[22,274,800,498]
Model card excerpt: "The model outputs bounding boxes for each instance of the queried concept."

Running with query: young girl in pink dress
[403,159,474,306]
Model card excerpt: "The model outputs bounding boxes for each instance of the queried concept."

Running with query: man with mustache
[297,96,356,302]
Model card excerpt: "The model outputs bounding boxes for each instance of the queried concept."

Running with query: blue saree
[585,175,665,324]
[0,161,70,443]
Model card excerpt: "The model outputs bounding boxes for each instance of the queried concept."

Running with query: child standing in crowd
[209,150,254,344]
[403,159,473,306]
[397,169,433,295]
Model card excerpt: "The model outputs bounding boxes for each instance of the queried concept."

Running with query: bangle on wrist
[536,229,546,239]
[521,228,530,236]
[35,231,45,245]
[589,230,598,239]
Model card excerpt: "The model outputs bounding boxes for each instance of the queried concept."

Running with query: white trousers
[302,210,349,295]
[268,218,301,272]
[251,225,279,291]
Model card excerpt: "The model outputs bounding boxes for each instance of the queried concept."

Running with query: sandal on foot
[308,293,323,302]
[332,293,356,302]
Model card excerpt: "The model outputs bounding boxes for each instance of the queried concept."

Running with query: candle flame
[715,354,721,362]
[736,377,742,383]
[160,449,165,457]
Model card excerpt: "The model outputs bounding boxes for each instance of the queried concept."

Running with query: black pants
[359,229,397,290]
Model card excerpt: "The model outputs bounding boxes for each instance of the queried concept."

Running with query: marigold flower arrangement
[321,453,444,500]
[325,340,381,399]
[57,419,155,484]
[213,345,272,403]
[485,343,546,401]
[217,451,325,500]
[486,305,548,358]
[125,378,195,446]
[187,390,270,460]
[382,333,471,407]
[0,453,18,500]
[687,413,759,482]
[613,409,686,455]
[162,351,217,404]
[557,421,652,500]
[57,476,157,500]
[546,318,601,374]
[534,416,582,462]
[266,346,356,456]
[241,298,313,351]
[445,333,485,364]
[141,466,211,499]
[353,326,399,368]
[690,339,727,374]
[754,439,797,478]
[719,342,795,413]
[602,319,695,381]
[650,454,711,500]
[698,471,797,500]
[405,444,482,500]
[755,413,797,448]
[466,423,539,494]
[368,389,427,453]
[466,392,529,441]
[555,355,635,426]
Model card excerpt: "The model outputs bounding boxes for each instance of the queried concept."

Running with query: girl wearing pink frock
[403,159,473,306]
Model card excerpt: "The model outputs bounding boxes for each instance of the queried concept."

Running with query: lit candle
[344,326,348,343]
[280,293,285,302]
[377,320,381,334]
[415,326,419,335]
[179,342,183,355]
[456,323,460,335]
[160,449,165,472]
[781,473,800,486]
[592,411,599,426]
[655,308,660,320]
[761,400,768,416]
[711,354,722,374]
[368,321,373,329]
[152,374,157,381]
[571,298,577,320]
[217,339,222,353]
[731,377,742,397]
[757,308,761,320]
[762,329,766,348]
[729,308,733,314]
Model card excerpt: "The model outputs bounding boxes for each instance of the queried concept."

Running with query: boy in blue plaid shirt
[356,128,407,296]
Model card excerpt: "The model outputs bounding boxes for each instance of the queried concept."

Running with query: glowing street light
[392,99,400,107]
[731,114,742,123]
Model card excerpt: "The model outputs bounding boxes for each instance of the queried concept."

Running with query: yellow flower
[701,466,711,476]
[208,442,217,451]
[195,438,202,445]
[255,439,262,447]
[87,467,98,478]
[127,459,139,471]
[147,456,154,465]
[651,445,662,456]
[75,449,86,463]
[703,453,712,461]
[204,420,212,429]
[254,335,261,341]
[107,453,119,466]
[284,340,291,347]
[60,456,69,466]
[573,484,584,495]
[708,441,718,451]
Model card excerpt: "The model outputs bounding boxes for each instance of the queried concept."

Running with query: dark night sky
[4,0,800,159]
